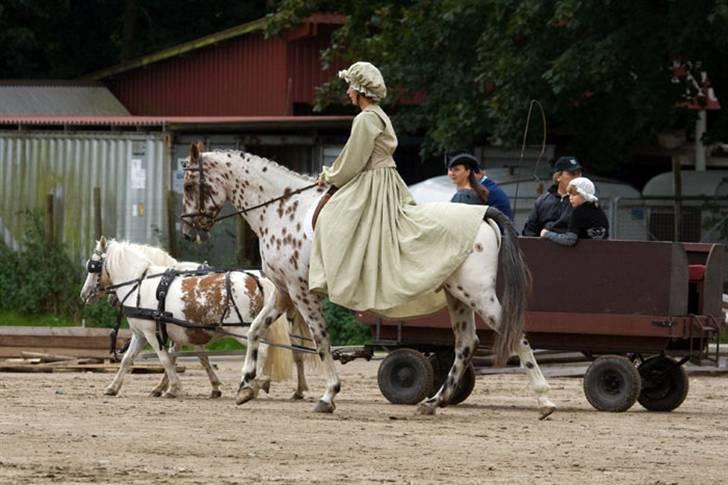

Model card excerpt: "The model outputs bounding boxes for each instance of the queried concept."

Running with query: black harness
[86,254,268,357]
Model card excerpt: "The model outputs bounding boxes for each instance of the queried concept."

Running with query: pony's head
[80,236,112,304]
[181,143,227,243]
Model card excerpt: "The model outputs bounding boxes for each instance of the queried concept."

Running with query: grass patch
[0,311,78,327]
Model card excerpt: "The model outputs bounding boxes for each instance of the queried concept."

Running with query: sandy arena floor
[1,357,727,484]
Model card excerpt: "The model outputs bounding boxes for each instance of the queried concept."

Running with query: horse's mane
[209,150,317,183]
[128,242,179,267]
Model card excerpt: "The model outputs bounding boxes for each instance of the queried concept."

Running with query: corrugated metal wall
[108,34,289,116]
[0,132,169,263]
[287,25,346,105]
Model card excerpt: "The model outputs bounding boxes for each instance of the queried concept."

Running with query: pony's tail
[290,310,321,371]
[261,314,294,382]
[486,206,531,367]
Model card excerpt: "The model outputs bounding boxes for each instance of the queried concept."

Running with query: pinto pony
[180,146,556,418]
[80,238,301,399]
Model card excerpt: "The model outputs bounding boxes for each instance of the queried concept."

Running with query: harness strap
[154,269,177,348]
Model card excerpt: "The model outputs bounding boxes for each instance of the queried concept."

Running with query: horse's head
[80,236,111,304]
[181,143,227,243]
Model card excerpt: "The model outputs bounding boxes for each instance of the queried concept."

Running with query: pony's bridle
[86,248,113,300]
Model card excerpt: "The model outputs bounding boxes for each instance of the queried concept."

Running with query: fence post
[93,187,102,240]
[45,193,54,244]
[236,216,246,265]
[166,190,178,259]
[673,158,683,241]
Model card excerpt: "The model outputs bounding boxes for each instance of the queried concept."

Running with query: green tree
[269,0,728,170]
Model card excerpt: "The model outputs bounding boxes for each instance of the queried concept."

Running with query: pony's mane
[127,242,179,266]
[209,150,317,183]
[105,240,155,278]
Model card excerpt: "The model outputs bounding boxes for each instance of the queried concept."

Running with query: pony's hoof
[312,400,335,413]
[290,392,305,401]
[210,389,222,399]
[149,390,163,398]
[162,390,178,399]
[236,387,256,405]
[103,388,118,396]
[416,403,437,416]
[260,379,271,394]
[538,404,556,420]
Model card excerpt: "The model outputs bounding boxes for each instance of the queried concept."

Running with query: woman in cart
[540,176,609,246]
[308,61,487,313]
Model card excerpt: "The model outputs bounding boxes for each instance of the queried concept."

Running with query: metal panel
[107,34,289,116]
[0,132,168,263]
[0,83,129,116]
[287,25,347,105]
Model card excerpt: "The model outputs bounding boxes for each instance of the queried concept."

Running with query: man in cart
[522,156,583,236]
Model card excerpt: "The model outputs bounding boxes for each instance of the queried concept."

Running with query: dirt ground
[1,357,727,485]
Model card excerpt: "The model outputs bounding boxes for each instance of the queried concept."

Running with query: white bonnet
[338,61,387,102]
[568,177,598,202]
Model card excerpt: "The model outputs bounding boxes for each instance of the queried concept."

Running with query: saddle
[312,186,338,230]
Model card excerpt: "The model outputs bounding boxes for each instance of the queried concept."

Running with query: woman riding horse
[310,62,487,314]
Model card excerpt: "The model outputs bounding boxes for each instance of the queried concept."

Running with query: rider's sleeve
[321,111,383,187]
[542,230,578,246]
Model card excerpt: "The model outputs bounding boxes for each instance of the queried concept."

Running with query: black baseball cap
[447,152,481,173]
[552,156,583,173]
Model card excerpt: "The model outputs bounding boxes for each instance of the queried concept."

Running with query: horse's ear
[99,236,107,250]
[190,143,199,161]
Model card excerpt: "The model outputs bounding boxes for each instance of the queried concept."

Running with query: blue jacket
[449,177,514,220]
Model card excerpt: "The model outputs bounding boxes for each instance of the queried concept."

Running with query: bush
[0,210,82,318]
[322,299,371,346]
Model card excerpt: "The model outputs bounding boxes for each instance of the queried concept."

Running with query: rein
[213,182,319,223]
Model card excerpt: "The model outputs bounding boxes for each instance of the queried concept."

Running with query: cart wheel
[377,348,434,405]
[428,353,476,405]
[583,355,641,412]
[637,356,689,412]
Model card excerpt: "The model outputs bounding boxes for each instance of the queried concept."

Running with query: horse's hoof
[236,387,256,406]
[260,380,271,394]
[312,400,335,413]
[415,403,437,416]
[290,392,304,401]
[149,390,163,398]
[103,388,118,396]
[210,389,222,399]
[538,404,556,420]
[162,390,179,399]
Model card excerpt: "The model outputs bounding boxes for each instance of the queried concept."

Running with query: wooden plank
[20,351,77,362]
[0,327,131,337]
[0,363,185,374]
[0,347,117,359]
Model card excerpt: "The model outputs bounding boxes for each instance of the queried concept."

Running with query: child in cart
[540,177,609,246]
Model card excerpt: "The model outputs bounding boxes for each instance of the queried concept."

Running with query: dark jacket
[543,202,609,246]
[522,185,573,236]
[449,177,514,220]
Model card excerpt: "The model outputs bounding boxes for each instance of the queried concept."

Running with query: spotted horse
[180,145,556,418]
[80,237,302,399]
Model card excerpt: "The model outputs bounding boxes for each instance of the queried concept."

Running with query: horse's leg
[293,296,340,413]
[289,310,309,400]
[236,292,289,405]
[514,337,556,419]
[104,330,146,396]
[149,341,176,397]
[195,344,223,398]
[142,330,183,398]
[417,291,477,415]
[256,341,272,394]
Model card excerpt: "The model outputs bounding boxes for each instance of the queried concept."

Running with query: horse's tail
[486,206,531,367]
[261,314,294,382]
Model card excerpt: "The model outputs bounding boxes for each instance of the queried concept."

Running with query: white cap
[568,177,598,202]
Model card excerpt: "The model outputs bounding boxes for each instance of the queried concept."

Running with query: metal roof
[0,115,353,130]
[642,170,728,197]
[84,13,345,82]
[0,82,129,116]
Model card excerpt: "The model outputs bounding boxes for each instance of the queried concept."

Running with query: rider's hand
[316,174,326,187]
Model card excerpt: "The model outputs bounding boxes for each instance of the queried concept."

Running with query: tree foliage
[0,0,270,78]
[270,0,728,169]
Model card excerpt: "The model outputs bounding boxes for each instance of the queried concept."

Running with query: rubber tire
[583,355,641,412]
[377,348,434,405]
[637,356,689,412]
[428,353,477,405]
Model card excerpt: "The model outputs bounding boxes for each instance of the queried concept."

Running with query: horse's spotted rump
[181,273,227,325]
